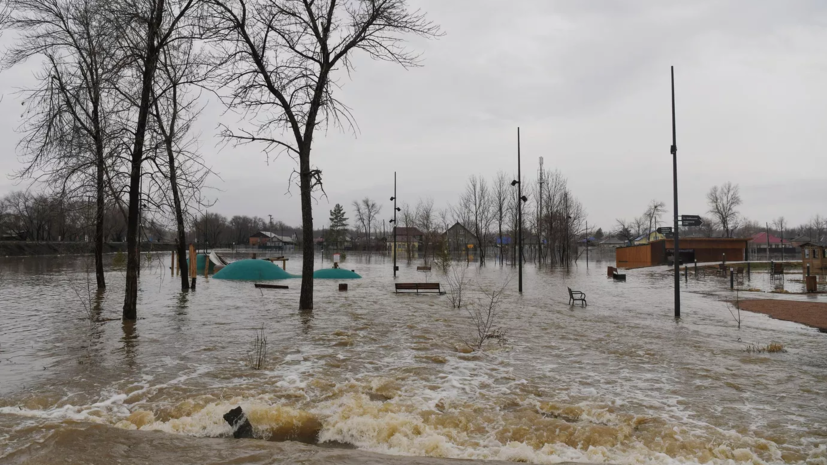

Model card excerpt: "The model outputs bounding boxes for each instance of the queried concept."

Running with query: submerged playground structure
[172,249,361,283]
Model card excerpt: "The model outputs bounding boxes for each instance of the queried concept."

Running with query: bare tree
[351,199,367,251]
[492,171,508,266]
[615,219,634,245]
[707,182,742,238]
[415,197,434,265]
[401,202,415,262]
[363,198,381,253]
[458,175,493,265]
[773,216,787,241]
[645,199,666,237]
[205,0,441,311]
[4,0,130,289]
[149,33,214,290]
[117,0,199,320]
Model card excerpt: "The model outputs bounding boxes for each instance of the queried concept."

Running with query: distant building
[750,232,789,248]
[791,235,812,247]
[443,222,477,253]
[388,226,424,253]
[598,236,626,248]
[633,231,666,245]
[616,237,750,268]
[800,242,826,273]
[249,231,296,250]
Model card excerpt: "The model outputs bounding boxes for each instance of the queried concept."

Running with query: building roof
[250,231,295,243]
[392,226,424,236]
[750,232,789,244]
[250,231,278,238]
[799,241,827,248]
[599,236,626,245]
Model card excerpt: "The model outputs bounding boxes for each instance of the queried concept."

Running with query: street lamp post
[511,128,527,293]
[671,66,681,319]
[390,172,400,278]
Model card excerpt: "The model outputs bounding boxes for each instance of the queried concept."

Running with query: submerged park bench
[395,282,443,294]
[568,287,587,307]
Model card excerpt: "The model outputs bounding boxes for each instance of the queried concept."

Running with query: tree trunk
[166,140,189,290]
[299,149,314,311]
[123,0,165,321]
[94,143,106,289]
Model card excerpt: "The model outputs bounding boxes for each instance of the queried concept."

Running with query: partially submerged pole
[517,127,523,294]
[670,66,680,319]
[189,243,197,290]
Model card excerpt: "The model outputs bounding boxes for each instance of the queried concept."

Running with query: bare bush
[445,264,469,309]
[71,255,96,322]
[725,289,741,329]
[463,279,510,352]
[746,342,786,354]
[246,327,268,370]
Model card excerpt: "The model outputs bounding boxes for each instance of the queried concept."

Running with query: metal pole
[671,66,680,319]
[586,220,589,268]
[518,127,523,293]
[393,172,397,278]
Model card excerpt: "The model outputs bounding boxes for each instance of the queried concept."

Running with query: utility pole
[393,172,398,277]
[517,128,523,293]
[538,156,543,267]
[671,66,681,319]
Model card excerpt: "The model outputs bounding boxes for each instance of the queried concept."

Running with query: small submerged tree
[205,0,441,311]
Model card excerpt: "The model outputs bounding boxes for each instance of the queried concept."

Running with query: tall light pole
[671,66,681,319]
[390,172,399,277]
[516,128,524,293]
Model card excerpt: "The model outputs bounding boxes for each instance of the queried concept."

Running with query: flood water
[1,253,826,465]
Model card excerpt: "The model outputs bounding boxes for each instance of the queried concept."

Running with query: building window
[805,249,810,259]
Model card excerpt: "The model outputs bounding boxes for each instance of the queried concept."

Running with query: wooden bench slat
[395,283,442,293]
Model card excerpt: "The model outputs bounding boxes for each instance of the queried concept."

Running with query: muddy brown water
[1,253,826,464]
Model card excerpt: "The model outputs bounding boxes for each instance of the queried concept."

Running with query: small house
[633,231,665,245]
[800,242,826,273]
[389,226,424,253]
[443,222,478,253]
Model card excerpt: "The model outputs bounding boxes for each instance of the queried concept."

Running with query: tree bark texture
[123,0,166,321]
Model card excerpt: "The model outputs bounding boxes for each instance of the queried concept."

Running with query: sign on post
[656,227,673,235]
[333,253,341,263]
[680,215,703,227]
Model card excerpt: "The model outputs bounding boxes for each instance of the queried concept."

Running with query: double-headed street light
[391,172,399,277]
[511,179,528,293]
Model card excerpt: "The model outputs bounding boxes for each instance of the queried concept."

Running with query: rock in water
[223,406,254,439]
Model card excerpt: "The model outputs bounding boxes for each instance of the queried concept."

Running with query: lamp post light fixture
[391,172,398,277]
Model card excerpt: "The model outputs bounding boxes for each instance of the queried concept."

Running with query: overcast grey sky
[1,0,825,232]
